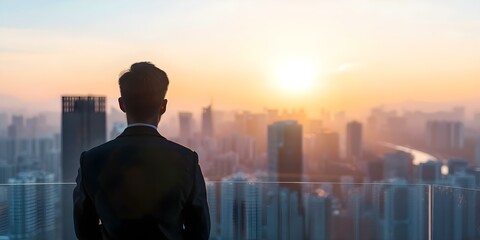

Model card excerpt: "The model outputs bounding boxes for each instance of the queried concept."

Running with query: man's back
[73,126,210,240]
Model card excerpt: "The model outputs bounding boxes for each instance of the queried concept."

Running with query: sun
[274,58,317,94]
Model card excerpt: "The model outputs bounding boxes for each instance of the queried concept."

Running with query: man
[73,62,210,240]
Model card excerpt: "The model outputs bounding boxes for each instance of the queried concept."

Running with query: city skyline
[1,94,480,239]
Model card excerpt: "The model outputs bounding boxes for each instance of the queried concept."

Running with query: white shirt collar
[127,123,158,130]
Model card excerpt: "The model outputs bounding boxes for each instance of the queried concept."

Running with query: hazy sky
[1,0,480,116]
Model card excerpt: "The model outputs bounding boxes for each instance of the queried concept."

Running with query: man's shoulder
[83,139,117,156]
[162,138,198,159]
[83,137,197,159]
[79,140,116,166]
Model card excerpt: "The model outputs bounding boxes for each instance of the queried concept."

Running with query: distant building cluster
[171,107,365,181]
[0,114,61,183]
[207,154,480,239]
[2,97,480,239]
[0,96,107,240]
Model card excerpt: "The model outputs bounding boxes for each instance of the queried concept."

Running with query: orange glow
[1,1,480,115]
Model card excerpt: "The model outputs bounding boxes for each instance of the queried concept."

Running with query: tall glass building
[61,96,106,239]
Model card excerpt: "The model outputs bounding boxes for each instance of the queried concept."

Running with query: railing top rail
[0,182,478,191]
[430,184,480,192]
[208,181,432,186]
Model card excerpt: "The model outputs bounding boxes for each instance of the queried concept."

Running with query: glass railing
[0,182,478,240]
[208,181,430,240]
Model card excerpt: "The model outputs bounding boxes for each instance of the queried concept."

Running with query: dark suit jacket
[73,126,210,240]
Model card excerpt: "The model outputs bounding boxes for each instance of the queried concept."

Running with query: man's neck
[126,116,159,127]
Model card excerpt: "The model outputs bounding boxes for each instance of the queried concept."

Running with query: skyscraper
[202,105,213,138]
[219,174,262,240]
[346,121,363,164]
[8,174,36,240]
[373,180,426,240]
[306,189,331,240]
[450,172,476,239]
[61,96,106,239]
[61,96,106,182]
[178,111,194,144]
[178,112,195,147]
[206,182,218,239]
[433,171,477,240]
[267,121,303,184]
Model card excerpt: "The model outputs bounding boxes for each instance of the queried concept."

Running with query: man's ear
[118,97,126,113]
[160,99,168,115]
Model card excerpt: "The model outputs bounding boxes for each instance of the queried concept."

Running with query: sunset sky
[1,0,480,116]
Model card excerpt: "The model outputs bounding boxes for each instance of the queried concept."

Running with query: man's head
[118,62,169,125]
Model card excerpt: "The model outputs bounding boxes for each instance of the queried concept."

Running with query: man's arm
[73,152,102,240]
[183,152,211,239]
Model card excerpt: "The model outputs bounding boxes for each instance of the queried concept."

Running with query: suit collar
[117,126,165,139]
[127,123,158,130]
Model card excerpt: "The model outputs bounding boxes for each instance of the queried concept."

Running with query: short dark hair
[119,62,169,120]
